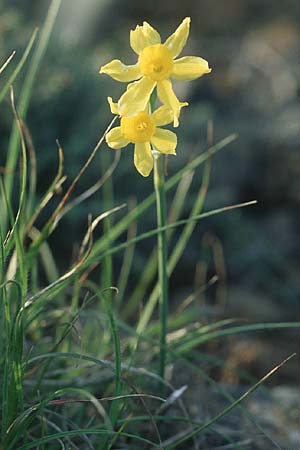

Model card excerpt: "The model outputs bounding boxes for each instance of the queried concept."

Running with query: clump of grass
[0,2,299,450]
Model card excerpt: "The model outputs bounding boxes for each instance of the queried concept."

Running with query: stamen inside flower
[139,44,173,81]
[121,112,156,143]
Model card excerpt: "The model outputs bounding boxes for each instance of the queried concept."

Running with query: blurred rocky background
[0,0,299,322]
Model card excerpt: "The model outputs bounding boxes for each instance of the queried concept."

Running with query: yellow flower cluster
[100,17,211,177]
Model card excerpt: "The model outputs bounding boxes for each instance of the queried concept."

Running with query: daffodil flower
[100,17,211,127]
[105,99,182,177]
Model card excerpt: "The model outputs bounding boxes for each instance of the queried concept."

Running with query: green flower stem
[153,154,169,381]
[150,90,169,381]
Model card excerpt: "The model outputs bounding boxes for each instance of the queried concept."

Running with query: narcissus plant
[100,18,211,382]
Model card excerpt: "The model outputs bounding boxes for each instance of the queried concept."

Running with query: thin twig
[0,51,16,75]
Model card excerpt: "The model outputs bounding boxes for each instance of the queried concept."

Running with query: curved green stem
[150,90,169,381]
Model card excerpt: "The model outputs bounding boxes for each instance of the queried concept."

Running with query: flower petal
[106,127,129,149]
[118,76,156,117]
[134,142,153,177]
[164,17,190,58]
[171,56,211,80]
[151,128,177,154]
[99,60,141,82]
[130,22,161,55]
[107,97,118,115]
[151,105,174,126]
[151,102,188,126]
[157,79,181,127]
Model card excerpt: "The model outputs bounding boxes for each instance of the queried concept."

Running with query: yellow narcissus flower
[106,98,182,177]
[100,17,211,127]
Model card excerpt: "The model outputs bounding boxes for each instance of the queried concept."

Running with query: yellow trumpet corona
[105,99,186,177]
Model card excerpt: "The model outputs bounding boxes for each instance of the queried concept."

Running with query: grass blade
[163,354,296,449]
[3,0,62,229]
[0,30,38,104]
